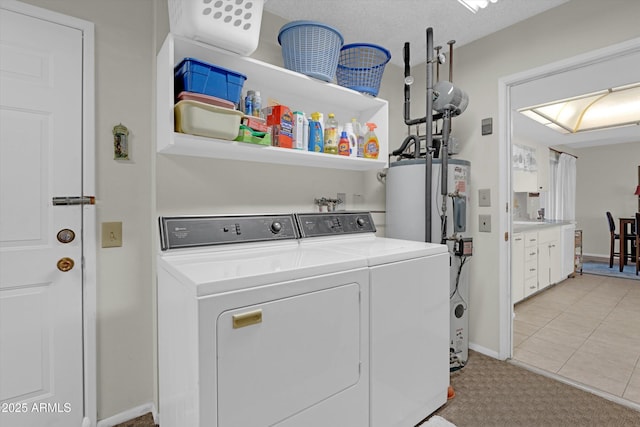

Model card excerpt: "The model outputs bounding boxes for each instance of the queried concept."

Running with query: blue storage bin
[174,58,247,106]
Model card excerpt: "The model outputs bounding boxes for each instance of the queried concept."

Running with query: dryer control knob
[356,217,365,227]
[270,221,282,233]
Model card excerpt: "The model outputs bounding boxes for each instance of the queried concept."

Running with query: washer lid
[301,234,448,265]
[158,242,367,296]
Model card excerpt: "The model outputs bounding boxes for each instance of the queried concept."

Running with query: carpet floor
[431,350,640,426]
[114,413,157,427]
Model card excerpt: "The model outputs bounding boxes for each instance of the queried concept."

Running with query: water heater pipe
[425,27,435,243]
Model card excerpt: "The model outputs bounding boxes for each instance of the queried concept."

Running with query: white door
[0,6,86,426]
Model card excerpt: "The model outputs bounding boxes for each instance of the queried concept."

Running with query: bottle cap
[311,112,321,120]
[341,131,347,138]
[366,122,377,131]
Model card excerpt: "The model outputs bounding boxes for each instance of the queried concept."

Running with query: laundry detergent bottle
[308,112,324,152]
[343,120,358,157]
[363,122,379,159]
[338,131,350,156]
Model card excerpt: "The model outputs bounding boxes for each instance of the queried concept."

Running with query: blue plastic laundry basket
[336,43,391,97]
[278,20,344,82]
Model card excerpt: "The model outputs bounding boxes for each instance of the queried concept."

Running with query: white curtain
[551,153,576,221]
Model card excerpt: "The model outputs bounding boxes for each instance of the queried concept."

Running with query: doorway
[0,1,96,425]
[499,37,640,402]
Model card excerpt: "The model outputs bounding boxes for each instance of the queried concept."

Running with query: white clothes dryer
[295,212,450,427]
[157,214,370,427]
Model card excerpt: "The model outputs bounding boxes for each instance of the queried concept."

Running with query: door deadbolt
[57,257,75,272]
[57,228,76,244]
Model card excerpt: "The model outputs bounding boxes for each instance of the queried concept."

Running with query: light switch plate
[479,215,491,232]
[102,222,122,248]
[478,188,491,207]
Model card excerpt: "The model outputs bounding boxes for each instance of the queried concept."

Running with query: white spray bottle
[343,119,358,157]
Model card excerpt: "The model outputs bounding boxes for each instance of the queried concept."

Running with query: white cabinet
[156,34,389,171]
[536,146,549,192]
[523,232,539,298]
[538,227,561,289]
[513,146,549,192]
[511,233,524,304]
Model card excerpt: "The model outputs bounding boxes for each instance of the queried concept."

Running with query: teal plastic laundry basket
[278,20,344,82]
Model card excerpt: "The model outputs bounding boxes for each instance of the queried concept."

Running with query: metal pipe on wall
[425,27,434,243]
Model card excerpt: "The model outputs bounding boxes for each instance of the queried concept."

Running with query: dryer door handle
[233,309,263,329]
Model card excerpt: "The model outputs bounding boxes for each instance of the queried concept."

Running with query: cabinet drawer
[525,247,538,261]
[524,277,538,297]
[525,260,538,279]
[525,232,538,247]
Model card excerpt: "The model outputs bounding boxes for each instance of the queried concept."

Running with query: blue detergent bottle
[308,112,324,152]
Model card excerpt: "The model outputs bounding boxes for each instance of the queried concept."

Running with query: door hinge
[52,196,95,206]
[504,232,509,242]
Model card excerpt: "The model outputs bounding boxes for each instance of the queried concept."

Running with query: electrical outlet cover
[479,214,491,232]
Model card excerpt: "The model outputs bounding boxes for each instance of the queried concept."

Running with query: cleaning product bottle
[244,90,254,116]
[364,122,379,159]
[308,112,324,152]
[252,90,262,118]
[302,113,309,150]
[343,120,358,157]
[338,131,350,156]
[323,113,339,154]
[354,119,365,158]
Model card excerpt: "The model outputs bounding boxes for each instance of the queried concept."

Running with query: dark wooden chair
[607,211,636,268]
[636,212,639,275]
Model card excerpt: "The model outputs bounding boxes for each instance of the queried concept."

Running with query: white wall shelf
[156,34,389,170]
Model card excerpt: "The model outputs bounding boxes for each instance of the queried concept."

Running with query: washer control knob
[270,221,282,234]
[356,217,365,227]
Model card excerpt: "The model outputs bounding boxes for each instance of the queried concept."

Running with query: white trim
[498,36,640,362]
[469,342,501,360]
[0,1,97,426]
[96,403,158,427]
[509,358,640,413]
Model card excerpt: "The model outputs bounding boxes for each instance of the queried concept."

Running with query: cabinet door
[512,234,525,303]
[549,240,562,284]
[538,241,551,290]
[513,170,538,193]
[536,146,549,192]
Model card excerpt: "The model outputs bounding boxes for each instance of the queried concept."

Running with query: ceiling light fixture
[518,82,640,134]
[457,0,499,14]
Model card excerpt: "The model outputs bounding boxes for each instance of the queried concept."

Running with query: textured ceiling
[264,0,570,68]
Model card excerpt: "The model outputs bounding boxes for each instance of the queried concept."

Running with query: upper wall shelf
[156,34,389,170]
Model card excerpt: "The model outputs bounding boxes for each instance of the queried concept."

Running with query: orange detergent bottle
[363,122,379,159]
[338,131,350,156]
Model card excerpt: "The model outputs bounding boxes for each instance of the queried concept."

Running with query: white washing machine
[157,214,370,427]
[295,212,450,427]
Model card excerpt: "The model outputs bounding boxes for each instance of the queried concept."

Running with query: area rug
[582,261,639,280]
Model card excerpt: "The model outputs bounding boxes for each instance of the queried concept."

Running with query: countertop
[513,220,575,233]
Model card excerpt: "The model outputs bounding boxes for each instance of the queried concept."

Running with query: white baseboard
[96,402,157,427]
[469,342,501,360]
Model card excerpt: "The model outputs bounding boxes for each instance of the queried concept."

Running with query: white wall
[575,142,640,258]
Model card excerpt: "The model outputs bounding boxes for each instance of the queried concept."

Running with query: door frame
[497,36,640,361]
[1,0,97,424]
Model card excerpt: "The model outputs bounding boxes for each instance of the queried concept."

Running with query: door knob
[57,257,75,272]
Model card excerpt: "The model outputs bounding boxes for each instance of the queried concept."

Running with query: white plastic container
[174,100,243,140]
[168,0,264,56]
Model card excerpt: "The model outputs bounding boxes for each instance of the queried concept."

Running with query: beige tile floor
[513,272,640,404]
